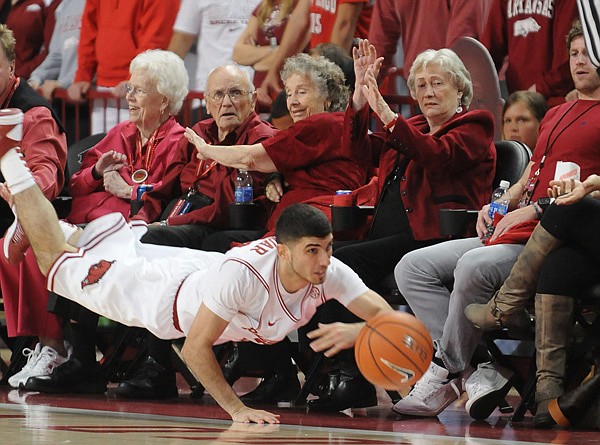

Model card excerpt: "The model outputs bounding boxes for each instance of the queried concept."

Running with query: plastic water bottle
[234,169,253,204]
[484,180,510,240]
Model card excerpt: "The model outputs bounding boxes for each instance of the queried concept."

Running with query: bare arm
[232,16,274,66]
[182,304,280,423]
[184,127,277,172]
[307,290,393,356]
[330,2,364,53]
[168,31,196,59]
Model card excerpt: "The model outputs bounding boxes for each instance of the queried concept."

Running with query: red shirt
[68,117,183,223]
[137,112,278,228]
[309,0,369,47]
[74,0,179,87]
[347,106,496,241]
[262,111,370,229]
[481,0,576,103]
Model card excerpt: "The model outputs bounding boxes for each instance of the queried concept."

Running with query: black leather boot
[549,369,600,429]
[240,369,301,405]
[116,356,178,399]
[307,361,377,412]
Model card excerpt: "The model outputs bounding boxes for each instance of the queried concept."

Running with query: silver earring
[456,104,463,114]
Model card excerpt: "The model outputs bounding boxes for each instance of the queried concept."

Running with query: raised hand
[94,150,127,177]
[184,127,210,160]
[352,39,383,110]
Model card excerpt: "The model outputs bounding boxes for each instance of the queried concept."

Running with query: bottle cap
[499,180,510,189]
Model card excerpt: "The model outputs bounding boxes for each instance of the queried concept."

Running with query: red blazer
[346,106,496,240]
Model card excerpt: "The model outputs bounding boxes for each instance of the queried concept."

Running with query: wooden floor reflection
[0,385,595,445]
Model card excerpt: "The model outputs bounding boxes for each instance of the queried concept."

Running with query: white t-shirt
[178,236,369,344]
[174,0,260,91]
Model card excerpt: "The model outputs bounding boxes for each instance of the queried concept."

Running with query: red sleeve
[480,0,508,71]
[135,0,181,51]
[387,111,495,173]
[536,0,577,98]
[74,0,98,83]
[446,0,485,45]
[22,107,67,201]
[368,0,401,75]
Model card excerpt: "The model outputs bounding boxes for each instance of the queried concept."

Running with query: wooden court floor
[0,382,596,445]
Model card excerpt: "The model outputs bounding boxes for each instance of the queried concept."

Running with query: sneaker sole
[466,378,513,420]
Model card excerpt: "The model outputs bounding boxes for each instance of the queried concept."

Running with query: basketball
[355,312,433,390]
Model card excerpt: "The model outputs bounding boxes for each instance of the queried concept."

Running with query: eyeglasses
[206,88,252,102]
[125,83,149,98]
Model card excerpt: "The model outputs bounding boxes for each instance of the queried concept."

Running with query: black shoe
[25,358,107,394]
[307,369,377,412]
[240,370,301,405]
[116,356,178,399]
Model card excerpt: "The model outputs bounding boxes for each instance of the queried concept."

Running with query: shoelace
[20,347,40,372]
[11,223,25,244]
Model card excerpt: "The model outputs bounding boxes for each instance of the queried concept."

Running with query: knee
[394,252,418,290]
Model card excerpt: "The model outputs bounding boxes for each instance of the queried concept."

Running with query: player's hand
[307,322,362,357]
[94,150,127,177]
[230,406,280,424]
[476,204,492,239]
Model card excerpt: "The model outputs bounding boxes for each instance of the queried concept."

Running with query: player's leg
[0,109,74,275]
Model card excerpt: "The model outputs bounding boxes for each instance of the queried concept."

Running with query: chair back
[492,140,532,189]
[66,132,106,182]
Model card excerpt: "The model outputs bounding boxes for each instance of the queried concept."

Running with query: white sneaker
[392,362,462,417]
[7,342,72,389]
[464,361,514,420]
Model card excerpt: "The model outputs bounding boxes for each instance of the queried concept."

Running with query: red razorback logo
[81,260,115,289]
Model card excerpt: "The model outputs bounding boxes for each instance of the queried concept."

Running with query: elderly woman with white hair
[3,49,189,395]
[68,49,189,223]
[306,39,496,413]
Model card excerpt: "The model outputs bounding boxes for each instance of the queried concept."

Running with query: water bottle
[484,180,510,240]
[234,169,253,204]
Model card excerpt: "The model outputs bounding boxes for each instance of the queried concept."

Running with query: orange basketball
[355,312,433,390]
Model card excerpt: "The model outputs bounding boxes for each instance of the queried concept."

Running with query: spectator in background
[10,49,189,395]
[369,0,489,83]
[502,90,548,150]
[28,0,87,145]
[233,0,311,107]
[309,0,372,52]
[167,0,260,121]
[481,0,577,106]
[7,0,60,79]
[67,0,179,134]
[0,23,67,389]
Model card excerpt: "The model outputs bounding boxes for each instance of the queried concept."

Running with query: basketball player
[0,113,393,424]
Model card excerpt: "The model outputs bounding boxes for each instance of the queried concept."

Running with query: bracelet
[383,113,399,131]
[531,202,543,220]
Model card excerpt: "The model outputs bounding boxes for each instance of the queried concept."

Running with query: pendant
[132,169,148,184]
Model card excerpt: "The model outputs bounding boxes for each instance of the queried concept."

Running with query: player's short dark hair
[275,204,332,244]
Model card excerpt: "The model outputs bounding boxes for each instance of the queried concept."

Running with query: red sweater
[481,0,576,103]
[347,106,496,241]
[136,113,278,228]
[74,0,180,86]
[68,117,183,223]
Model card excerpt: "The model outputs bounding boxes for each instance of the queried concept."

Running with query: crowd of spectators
[1,0,600,431]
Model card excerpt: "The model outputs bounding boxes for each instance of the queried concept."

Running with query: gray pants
[395,237,524,373]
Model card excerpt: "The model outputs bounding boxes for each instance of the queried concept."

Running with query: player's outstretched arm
[182,304,280,424]
[307,290,393,356]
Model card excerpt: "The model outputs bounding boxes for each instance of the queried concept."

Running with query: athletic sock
[0,148,36,194]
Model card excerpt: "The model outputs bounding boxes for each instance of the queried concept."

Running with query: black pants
[140,224,217,249]
[201,229,266,253]
[537,198,600,296]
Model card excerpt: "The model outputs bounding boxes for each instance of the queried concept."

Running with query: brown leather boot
[549,368,600,429]
[533,293,574,428]
[464,224,561,336]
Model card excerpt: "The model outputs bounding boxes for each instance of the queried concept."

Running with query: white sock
[0,148,36,194]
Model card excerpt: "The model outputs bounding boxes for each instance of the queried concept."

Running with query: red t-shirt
[309,0,370,47]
